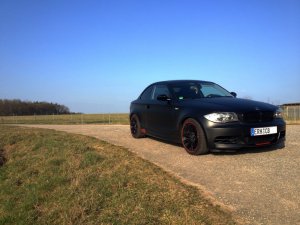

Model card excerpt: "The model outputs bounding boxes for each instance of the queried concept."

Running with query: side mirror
[231,92,237,98]
[157,94,171,101]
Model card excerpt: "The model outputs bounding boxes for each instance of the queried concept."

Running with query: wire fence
[0,108,299,125]
[0,113,130,125]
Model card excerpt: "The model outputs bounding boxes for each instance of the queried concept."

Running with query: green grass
[0,125,236,225]
[0,113,129,125]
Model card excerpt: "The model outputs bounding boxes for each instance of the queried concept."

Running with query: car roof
[150,80,214,85]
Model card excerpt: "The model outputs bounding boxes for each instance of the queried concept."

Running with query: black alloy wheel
[130,114,145,138]
[181,118,208,155]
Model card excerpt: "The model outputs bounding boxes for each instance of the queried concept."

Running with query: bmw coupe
[130,80,286,155]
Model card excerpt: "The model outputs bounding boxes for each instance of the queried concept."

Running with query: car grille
[215,136,239,144]
[238,111,274,123]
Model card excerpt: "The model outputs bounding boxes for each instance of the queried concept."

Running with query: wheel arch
[129,112,141,121]
[178,115,209,147]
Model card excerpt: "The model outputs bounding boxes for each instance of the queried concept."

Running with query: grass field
[0,114,129,125]
[0,125,236,225]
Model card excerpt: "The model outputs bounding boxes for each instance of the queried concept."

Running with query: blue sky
[0,0,299,113]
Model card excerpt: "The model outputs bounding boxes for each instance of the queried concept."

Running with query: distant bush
[0,99,70,116]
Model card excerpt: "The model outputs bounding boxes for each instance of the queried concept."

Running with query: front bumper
[200,118,286,150]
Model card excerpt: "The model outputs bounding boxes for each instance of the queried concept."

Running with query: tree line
[0,99,70,116]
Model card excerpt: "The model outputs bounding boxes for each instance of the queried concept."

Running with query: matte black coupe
[130,80,286,155]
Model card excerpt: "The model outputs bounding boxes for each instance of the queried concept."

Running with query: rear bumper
[200,118,286,150]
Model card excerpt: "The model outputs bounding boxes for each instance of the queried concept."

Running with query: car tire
[181,118,209,155]
[130,114,145,138]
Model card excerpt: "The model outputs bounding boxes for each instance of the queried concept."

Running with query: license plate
[250,126,277,136]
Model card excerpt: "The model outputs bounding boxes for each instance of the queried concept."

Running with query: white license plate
[250,126,277,136]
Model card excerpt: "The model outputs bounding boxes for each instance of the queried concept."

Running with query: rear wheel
[130,114,145,138]
[181,118,209,155]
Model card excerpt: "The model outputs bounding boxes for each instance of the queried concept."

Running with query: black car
[130,80,286,155]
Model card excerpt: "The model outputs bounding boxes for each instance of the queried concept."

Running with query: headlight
[204,112,239,123]
[274,108,283,119]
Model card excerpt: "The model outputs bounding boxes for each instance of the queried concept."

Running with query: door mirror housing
[157,94,171,101]
[231,92,237,98]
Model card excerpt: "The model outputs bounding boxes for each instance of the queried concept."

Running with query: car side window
[140,86,153,100]
[152,85,170,100]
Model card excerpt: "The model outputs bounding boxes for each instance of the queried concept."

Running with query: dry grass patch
[0,125,236,225]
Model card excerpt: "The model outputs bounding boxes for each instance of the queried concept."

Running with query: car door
[146,84,177,139]
[136,85,154,129]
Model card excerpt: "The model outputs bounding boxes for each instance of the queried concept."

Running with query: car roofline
[150,80,215,86]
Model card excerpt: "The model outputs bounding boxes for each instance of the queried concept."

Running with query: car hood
[179,97,277,113]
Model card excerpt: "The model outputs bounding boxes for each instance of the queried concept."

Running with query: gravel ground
[20,124,300,225]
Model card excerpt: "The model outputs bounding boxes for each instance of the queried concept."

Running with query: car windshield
[171,82,233,100]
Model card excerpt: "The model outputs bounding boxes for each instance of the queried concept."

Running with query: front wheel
[181,118,209,155]
[130,114,145,138]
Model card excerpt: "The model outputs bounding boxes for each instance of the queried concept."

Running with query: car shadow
[146,136,285,156]
[146,136,185,150]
